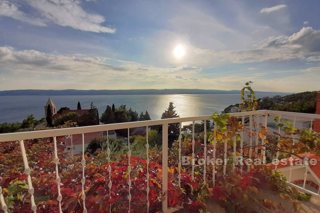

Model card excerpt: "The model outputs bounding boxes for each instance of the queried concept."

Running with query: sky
[0,0,320,92]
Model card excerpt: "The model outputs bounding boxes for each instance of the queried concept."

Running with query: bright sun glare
[173,44,186,60]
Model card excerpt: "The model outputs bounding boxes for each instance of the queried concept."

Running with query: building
[45,99,102,154]
[60,132,104,154]
[267,92,320,193]
[44,98,99,127]
[268,153,320,193]
[314,92,320,132]
[44,98,57,117]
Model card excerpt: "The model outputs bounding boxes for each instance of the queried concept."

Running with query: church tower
[44,98,57,117]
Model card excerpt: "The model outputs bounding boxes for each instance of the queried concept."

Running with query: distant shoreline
[0,89,288,96]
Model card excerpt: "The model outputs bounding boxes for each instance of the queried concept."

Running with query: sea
[0,92,282,123]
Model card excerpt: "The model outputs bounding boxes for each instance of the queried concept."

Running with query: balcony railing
[0,110,320,212]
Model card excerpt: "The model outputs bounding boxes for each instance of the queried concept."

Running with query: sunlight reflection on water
[0,93,279,122]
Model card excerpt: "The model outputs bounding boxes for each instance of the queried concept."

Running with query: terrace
[0,109,320,212]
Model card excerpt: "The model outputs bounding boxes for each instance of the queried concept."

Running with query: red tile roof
[268,152,320,179]
[314,91,320,132]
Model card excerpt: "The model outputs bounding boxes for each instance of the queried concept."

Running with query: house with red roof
[45,98,103,154]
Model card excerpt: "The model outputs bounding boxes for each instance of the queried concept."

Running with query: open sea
[0,93,282,123]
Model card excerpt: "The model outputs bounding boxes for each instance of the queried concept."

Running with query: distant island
[0,89,287,96]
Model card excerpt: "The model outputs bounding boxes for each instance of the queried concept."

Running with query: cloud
[0,46,201,89]
[260,4,287,14]
[0,0,46,26]
[261,27,320,54]
[303,67,320,73]
[0,0,115,33]
[27,0,115,33]
[1,46,319,93]
[185,27,320,66]
[288,27,320,52]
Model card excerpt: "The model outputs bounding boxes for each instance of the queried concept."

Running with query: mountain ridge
[0,89,288,96]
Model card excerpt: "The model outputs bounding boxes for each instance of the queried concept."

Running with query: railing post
[178,123,182,188]
[162,123,168,212]
[19,140,37,212]
[191,121,195,180]
[262,114,268,164]
[203,121,207,184]
[303,159,308,189]
[81,134,87,213]
[249,115,253,160]
[0,186,8,213]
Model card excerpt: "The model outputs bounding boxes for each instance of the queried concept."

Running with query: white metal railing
[0,110,320,212]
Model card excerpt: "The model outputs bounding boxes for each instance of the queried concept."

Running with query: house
[268,153,320,193]
[60,132,104,154]
[267,92,320,193]
[44,98,99,127]
[45,98,102,154]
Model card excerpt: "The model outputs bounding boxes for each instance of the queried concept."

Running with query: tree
[161,102,180,147]
[46,104,53,127]
[101,105,115,124]
[21,115,37,129]
[145,111,151,120]
[128,108,139,121]
[54,112,78,126]
[139,110,151,121]
[90,102,96,109]
[78,108,99,126]
[57,107,70,114]
[77,101,82,110]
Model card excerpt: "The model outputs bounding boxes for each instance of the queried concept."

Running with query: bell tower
[44,98,57,117]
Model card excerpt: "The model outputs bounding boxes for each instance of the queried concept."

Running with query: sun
[173,44,186,60]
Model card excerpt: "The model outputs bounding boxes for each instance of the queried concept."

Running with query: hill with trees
[224,91,317,113]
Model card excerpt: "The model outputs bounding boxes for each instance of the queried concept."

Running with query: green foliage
[139,110,151,121]
[21,114,37,129]
[240,81,258,111]
[46,104,53,127]
[86,137,127,158]
[0,122,21,133]
[148,129,162,147]
[182,121,211,136]
[77,108,99,126]
[100,105,115,123]
[296,193,312,201]
[101,104,151,137]
[101,104,142,124]
[54,105,99,127]
[77,101,81,110]
[5,180,29,209]
[273,116,297,134]
[57,107,70,114]
[54,112,78,126]
[87,130,162,159]
[259,92,316,113]
[212,112,230,133]
[0,114,44,133]
[161,102,179,119]
[269,171,311,202]
[161,102,180,147]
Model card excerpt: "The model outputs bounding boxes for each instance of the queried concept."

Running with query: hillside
[224,91,317,113]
